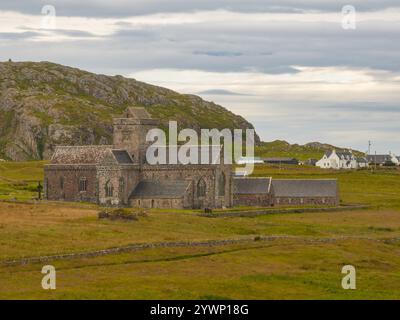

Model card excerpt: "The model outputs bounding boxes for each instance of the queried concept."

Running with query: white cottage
[316,149,358,170]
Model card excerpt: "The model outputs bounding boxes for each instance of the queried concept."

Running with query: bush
[98,208,147,221]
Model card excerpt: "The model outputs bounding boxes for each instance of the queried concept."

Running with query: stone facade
[271,179,340,206]
[233,177,272,207]
[44,107,340,209]
[44,107,233,209]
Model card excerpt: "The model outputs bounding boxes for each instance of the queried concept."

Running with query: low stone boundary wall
[2,232,396,267]
[0,236,289,266]
[199,205,372,218]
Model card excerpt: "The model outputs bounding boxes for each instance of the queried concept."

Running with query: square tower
[113,107,159,164]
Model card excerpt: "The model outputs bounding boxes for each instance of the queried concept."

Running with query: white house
[356,157,369,168]
[316,150,358,170]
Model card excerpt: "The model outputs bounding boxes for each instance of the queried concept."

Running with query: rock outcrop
[0,61,259,161]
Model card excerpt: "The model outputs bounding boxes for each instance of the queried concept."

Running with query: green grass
[0,161,400,299]
[0,161,46,200]
[1,238,400,299]
[251,164,400,208]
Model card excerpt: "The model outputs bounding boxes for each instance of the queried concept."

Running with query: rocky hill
[256,140,363,161]
[0,61,259,161]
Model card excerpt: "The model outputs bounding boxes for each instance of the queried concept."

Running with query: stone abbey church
[44,108,339,209]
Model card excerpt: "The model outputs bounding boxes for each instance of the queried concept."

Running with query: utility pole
[368,140,371,155]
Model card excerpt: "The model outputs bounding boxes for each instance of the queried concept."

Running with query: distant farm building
[304,158,318,166]
[236,156,264,164]
[263,157,299,165]
[366,154,399,166]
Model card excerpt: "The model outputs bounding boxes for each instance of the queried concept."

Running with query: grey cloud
[54,29,98,38]
[1,18,400,74]
[193,51,243,57]
[0,2,399,153]
[0,31,40,40]
[198,89,252,96]
[323,103,400,113]
[1,0,400,17]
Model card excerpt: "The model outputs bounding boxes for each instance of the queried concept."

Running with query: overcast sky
[1,1,399,154]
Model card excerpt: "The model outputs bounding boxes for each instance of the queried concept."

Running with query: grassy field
[0,161,46,201]
[0,161,400,299]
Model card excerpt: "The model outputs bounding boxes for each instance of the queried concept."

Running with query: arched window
[197,178,206,197]
[60,176,64,190]
[119,177,125,195]
[105,180,113,197]
[218,172,226,196]
[79,177,87,192]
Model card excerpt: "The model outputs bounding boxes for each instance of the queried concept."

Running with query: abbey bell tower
[113,107,159,164]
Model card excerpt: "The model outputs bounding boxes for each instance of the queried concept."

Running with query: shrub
[98,208,147,221]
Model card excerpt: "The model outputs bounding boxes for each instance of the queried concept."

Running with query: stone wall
[97,165,140,206]
[233,193,272,207]
[44,165,98,203]
[130,198,184,209]
[113,118,158,165]
[273,196,339,206]
[141,164,233,208]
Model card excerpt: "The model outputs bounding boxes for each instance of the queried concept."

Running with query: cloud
[127,67,400,153]
[197,89,251,96]
[193,51,243,57]
[0,3,399,153]
[0,31,40,40]
[1,0,400,17]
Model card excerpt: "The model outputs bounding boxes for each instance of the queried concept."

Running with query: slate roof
[233,177,272,194]
[263,157,298,161]
[51,146,134,165]
[112,150,133,164]
[130,180,191,199]
[306,159,318,166]
[366,155,392,164]
[272,179,338,198]
[326,150,354,159]
[51,146,113,164]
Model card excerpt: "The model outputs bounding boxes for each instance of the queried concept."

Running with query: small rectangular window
[79,178,87,192]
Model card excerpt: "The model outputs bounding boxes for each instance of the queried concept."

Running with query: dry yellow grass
[1,162,400,299]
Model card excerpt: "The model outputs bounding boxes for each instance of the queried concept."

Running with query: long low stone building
[271,179,340,206]
[233,177,339,207]
[233,177,272,207]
